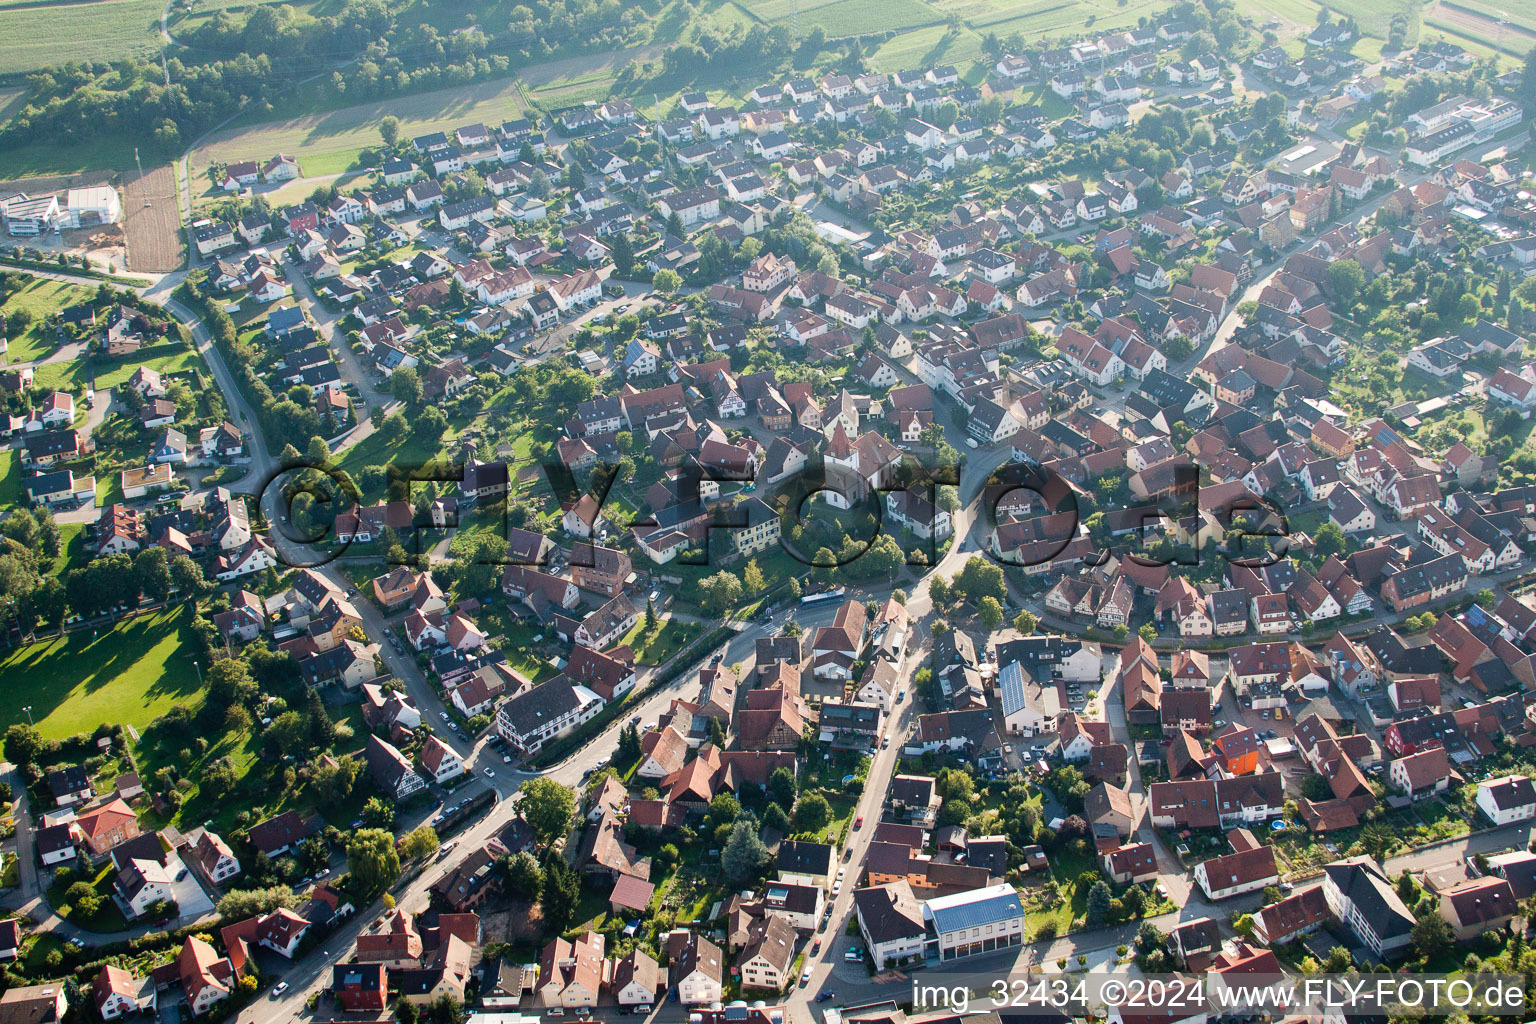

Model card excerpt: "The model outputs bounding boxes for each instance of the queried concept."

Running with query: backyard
[0,277,93,364]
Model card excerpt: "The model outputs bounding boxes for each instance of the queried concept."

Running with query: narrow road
[280,264,392,408]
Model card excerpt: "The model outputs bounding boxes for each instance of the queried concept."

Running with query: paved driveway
[167,852,216,921]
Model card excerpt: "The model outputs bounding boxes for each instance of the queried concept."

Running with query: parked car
[845,946,862,962]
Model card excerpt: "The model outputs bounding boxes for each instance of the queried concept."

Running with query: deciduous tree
[521,777,576,849]
[347,828,401,896]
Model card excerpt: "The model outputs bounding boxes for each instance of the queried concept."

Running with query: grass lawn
[0,605,204,740]
[20,931,63,973]
[31,337,202,395]
[566,887,616,938]
[0,449,20,508]
[620,616,703,666]
[133,716,263,834]
[812,790,858,845]
[0,278,94,364]
[335,420,468,504]
[47,863,131,932]
[743,0,941,34]
[474,603,559,683]
[51,522,85,577]
[1025,844,1098,941]
[96,473,127,508]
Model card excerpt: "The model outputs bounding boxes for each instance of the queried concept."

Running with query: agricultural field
[739,0,942,35]
[1423,0,1536,59]
[191,74,531,180]
[865,24,987,75]
[0,0,163,76]
[122,163,181,273]
[1302,0,1419,39]
[1434,0,1536,36]
[0,606,204,741]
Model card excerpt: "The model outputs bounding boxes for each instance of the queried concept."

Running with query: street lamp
[22,707,32,727]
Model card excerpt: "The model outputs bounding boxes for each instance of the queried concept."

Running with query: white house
[419,735,465,784]
[925,884,1027,961]
[853,882,928,969]
[116,859,175,918]
[669,932,725,1006]
[997,662,1060,736]
[1476,775,1536,826]
[1321,856,1416,958]
[1193,846,1279,900]
[496,681,605,756]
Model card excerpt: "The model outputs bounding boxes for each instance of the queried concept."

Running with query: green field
[334,421,463,504]
[0,0,163,76]
[132,704,262,832]
[620,616,704,666]
[0,134,143,181]
[866,24,985,74]
[1302,0,1419,38]
[0,278,94,365]
[0,606,204,741]
[964,0,1155,35]
[191,74,529,180]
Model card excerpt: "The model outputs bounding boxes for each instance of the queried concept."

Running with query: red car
[854,815,864,828]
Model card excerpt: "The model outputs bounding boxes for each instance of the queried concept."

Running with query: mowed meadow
[0,0,164,75]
